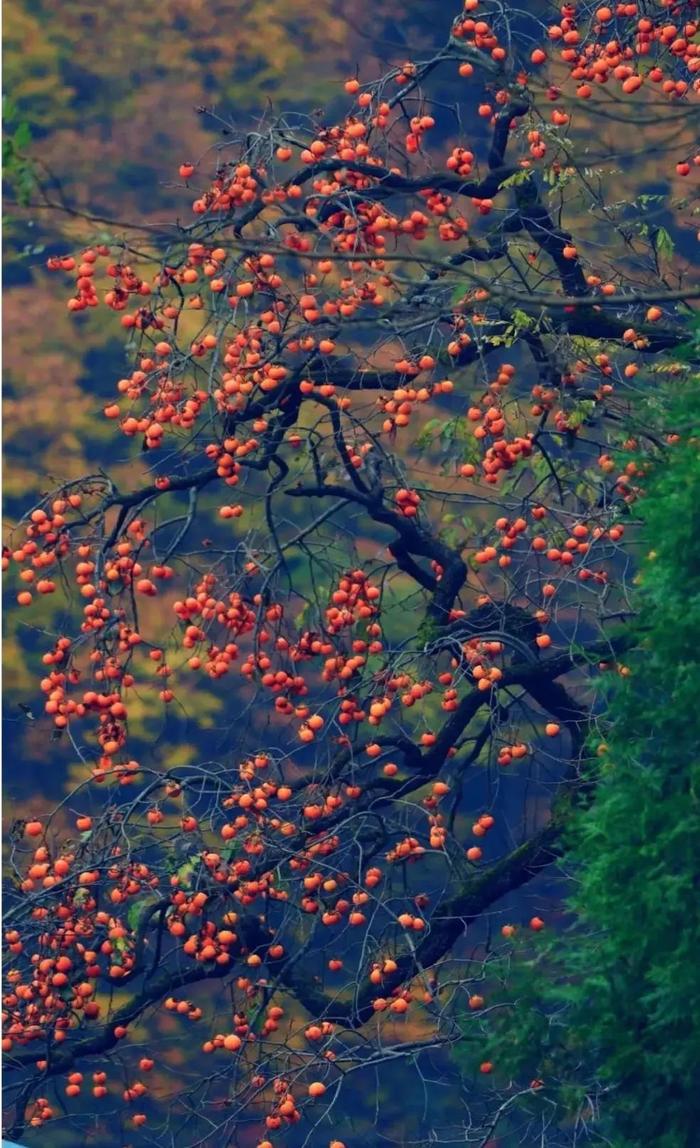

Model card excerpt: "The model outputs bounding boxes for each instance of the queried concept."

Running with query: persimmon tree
[2,2,699,1146]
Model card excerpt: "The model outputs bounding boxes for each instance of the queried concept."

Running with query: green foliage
[499,169,535,189]
[453,379,700,1147]
[2,96,38,207]
[674,314,700,365]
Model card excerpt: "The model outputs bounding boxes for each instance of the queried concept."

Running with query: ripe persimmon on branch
[2,2,699,1145]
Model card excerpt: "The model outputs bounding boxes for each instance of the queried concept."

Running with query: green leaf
[511,309,535,331]
[654,226,675,260]
[12,121,32,151]
[500,169,535,189]
[566,400,596,429]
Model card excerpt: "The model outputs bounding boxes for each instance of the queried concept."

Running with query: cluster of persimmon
[24,1097,56,1128]
[379,376,454,434]
[393,488,422,517]
[542,5,699,113]
[5,495,74,606]
[2,889,165,1051]
[324,570,382,639]
[53,1064,151,1128]
[452,7,507,64]
[497,741,531,768]
[446,144,476,176]
[47,245,113,313]
[255,1076,338,1133]
[2,819,337,1049]
[191,162,260,215]
[386,835,426,864]
[452,1,700,174]
[464,813,496,861]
